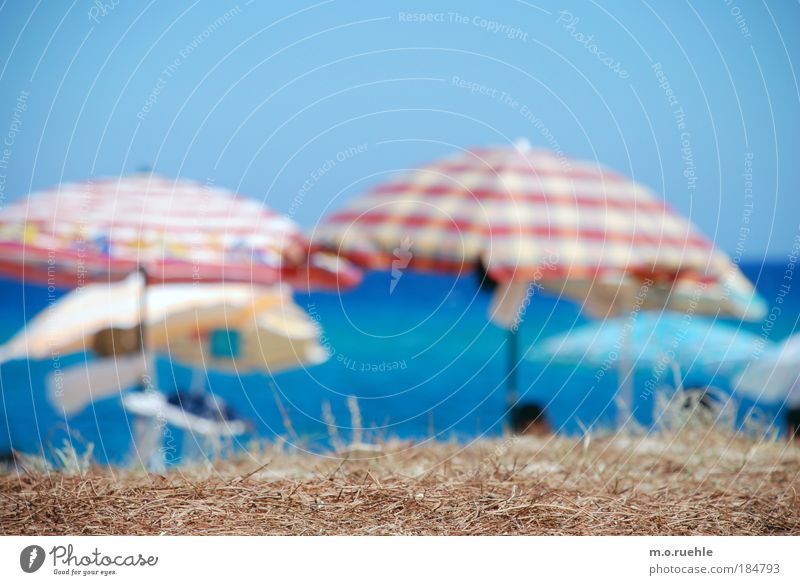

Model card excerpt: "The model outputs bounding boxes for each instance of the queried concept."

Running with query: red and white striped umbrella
[313,141,763,322]
[0,174,360,290]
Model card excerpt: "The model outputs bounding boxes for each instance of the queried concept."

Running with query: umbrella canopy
[0,272,144,363]
[165,297,328,374]
[529,314,765,370]
[0,174,360,290]
[0,273,328,414]
[0,272,324,365]
[735,334,800,406]
[313,141,764,322]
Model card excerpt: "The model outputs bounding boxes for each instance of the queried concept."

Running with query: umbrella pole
[507,327,519,410]
[190,367,206,396]
[609,286,636,431]
[616,313,635,431]
[130,268,164,471]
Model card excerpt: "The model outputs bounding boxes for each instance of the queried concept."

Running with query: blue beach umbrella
[533,314,764,367]
[528,313,769,422]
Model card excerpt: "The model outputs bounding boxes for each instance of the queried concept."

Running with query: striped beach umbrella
[0,174,360,290]
[314,141,760,318]
[0,174,358,464]
[313,141,765,418]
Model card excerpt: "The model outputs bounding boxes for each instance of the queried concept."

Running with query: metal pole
[617,328,634,429]
[507,327,519,409]
[130,267,164,471]
[138,267,148,354]
[613,282,636,430]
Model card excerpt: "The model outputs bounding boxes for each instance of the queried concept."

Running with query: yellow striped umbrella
[314,141,762,322]
[313,141,765,419]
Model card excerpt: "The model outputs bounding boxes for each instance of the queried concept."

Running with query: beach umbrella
[734,333,800,407]
[530,313,764,371]
[0,173,360,289]
[0,273,328,414]
[0,174,358,466]
[165,296,328,374]
[528,314,768,425]
[0,271,145,364]
[312,140,764,418]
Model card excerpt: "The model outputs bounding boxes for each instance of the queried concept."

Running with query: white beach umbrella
[0,273,328,414]
[735,334,800,407]
[165,298,328,374]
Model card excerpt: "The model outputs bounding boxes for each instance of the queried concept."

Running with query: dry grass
[1,429,799,535]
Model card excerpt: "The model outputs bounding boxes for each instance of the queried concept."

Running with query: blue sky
[0,0,798,259]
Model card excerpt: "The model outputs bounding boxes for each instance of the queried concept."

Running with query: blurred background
[0,1,798,463]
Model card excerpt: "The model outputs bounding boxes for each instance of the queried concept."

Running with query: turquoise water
[0,262,796,464]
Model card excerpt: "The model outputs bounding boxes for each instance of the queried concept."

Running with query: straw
[2,430,797,535]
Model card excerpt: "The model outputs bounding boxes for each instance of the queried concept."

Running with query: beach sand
[2,430,798,535]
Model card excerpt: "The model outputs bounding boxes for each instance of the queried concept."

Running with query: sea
[0,261,797,465]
